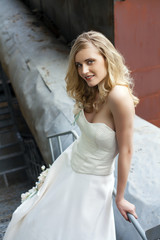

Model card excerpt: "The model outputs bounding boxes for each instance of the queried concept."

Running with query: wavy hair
[65,31,139,112]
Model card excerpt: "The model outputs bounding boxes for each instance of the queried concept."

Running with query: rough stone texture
[0,0,160,239]
[0,0,79,165]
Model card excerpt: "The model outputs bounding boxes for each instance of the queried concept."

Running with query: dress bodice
[71,109,119,176]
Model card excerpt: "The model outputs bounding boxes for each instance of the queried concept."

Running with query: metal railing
[47,130,79,162]
[112,188,147,240]
[47,130,160,240]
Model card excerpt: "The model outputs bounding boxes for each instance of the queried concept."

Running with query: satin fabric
[4,109,118,240]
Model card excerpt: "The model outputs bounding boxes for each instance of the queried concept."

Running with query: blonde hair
[65,30,139,112]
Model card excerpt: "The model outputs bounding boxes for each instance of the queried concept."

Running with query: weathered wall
[114,0,160,127]
[21,0,114,43]
[0,0,80,165]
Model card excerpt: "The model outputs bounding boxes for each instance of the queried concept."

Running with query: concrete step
[0,107,9,115]
[0,95,6,103]
[0,130,19,143]
[0,119,13,129]
[0,165,27,175]
[0,141,20,149]
[0,126,15,134]
[0,151,24,161]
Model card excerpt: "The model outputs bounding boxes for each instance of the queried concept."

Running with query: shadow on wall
[21,0,114,43]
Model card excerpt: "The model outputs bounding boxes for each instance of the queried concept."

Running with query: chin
[87,82,98,87]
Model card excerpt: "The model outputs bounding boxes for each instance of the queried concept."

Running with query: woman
[4,31,139,240]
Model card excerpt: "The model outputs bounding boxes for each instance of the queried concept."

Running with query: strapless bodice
[71,109,119,176]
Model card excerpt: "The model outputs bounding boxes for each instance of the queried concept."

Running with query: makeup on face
[75,44,107,87]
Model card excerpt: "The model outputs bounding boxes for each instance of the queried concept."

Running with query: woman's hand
[116,197,138,222]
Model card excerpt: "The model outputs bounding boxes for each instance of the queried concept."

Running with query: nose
[81,64,89,75]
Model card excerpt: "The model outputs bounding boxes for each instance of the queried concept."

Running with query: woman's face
[75,44,107,87]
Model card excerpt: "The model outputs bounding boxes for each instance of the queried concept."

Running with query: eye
[87,59,94,65]
[75,63,82,68]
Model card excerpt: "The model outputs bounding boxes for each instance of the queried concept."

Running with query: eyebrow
[75,58,96,64]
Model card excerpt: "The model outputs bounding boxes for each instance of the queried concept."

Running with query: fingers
[131,210,138,220]
[133,211,138,219]
[116,199,138,222]
[121,210,138,222]
[127,205,138,220]
[122,211,130,222]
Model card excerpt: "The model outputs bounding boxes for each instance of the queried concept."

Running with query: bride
[4,30,139,240]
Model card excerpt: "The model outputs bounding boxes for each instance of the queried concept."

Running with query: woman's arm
[108,85,138,221]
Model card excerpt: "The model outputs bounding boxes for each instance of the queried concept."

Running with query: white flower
[21,192,30,203]
[21,165,51,203]
[41,165,45,171]
[28,188,34,194]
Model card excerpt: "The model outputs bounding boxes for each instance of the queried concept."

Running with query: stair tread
[0,165,27,175]
[0,107,10,115]
[0,151,24,161]
[0,95,7,102]
[0,119,13,128]
[0,141,20,149]
[0,127,16,134]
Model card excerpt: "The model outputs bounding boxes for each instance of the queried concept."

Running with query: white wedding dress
[4,108,118,240]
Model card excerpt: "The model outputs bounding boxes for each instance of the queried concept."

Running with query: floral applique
[21,165,51,203]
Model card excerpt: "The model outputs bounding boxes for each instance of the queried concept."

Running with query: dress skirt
[3,142,116,240]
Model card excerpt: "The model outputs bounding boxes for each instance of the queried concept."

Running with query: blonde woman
[4,31,138,240]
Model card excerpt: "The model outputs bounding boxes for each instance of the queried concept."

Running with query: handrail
[47,130,79,162]
[113,189,147,240]
[47,130,147,240]
[47,130,79,140]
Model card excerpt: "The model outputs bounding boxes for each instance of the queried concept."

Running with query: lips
[84,75,95,81]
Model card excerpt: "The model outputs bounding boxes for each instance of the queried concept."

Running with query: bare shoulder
[108,85,135,113]
[108,85,131,102]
